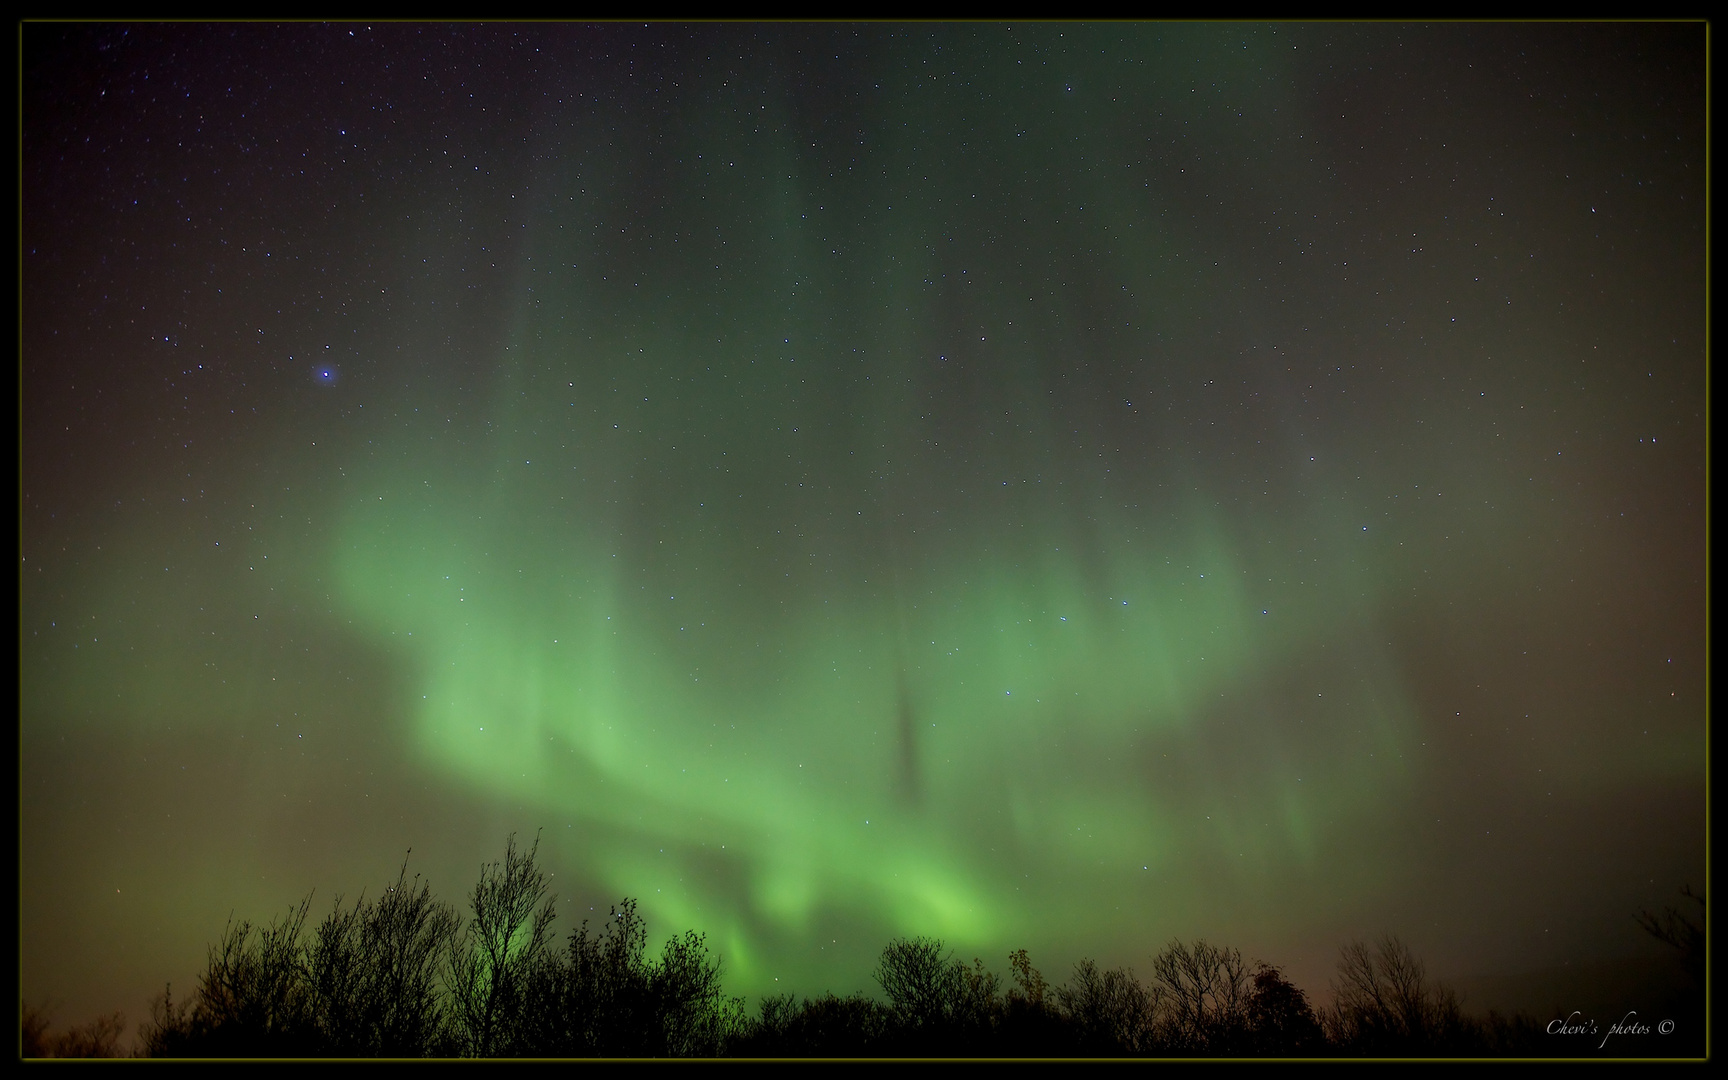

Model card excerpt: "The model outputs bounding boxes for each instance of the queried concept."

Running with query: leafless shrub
[445,831,557,1056]
[1322,934,1465,1054]
[21,1001,128,1058]
[1056,958,1155,1053]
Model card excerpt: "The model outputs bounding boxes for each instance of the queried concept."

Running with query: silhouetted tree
[1241,963,1322,1055]
[520,897,656,1055]
[1322,934,1466,1054]
[445,832,558,1056]
[136,983,197,1057]
[1149,938,1251,1053]
[170,896,317,1055]
[734,992,797,1055]
[20,1002,126,1058]
[799,993,891,1054]
[21,1002,50,1058]
[305,854,460,1055]
[1055,958,1155,1054]
[512,894,743,1057]
[307,892,369,1051]
[1637,883,1704,984]
[1472,1009,1546,1056]
[873,936,1000,1054]
[558,899,651,1054]
[115,831,1606,1058]
[56,1012,128,1057]
[1000,948,1068,1055]
[732,991,889,1056]
[874,936,951,1036]
[653,929,745,1056]
[1636,884,1706,1057]
[952,955,1004,1046]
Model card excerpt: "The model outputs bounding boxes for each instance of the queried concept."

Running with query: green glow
[331,344,1421,996]
[316,35,1437,983]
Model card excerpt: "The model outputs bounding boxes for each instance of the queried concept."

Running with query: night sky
[22,22,1705,1036]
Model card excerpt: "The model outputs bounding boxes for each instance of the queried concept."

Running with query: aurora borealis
[22,23,1705,1036]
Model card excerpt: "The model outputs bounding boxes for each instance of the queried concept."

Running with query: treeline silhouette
[25,837,1704,1058]
[20,1005,126,1059]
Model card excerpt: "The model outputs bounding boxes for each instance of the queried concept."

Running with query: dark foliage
[1638,883,1705,985]
[1473,1009,1548,1056]
[133,836,745,1058]
[445,832,558,1056]
[1149,938,1249,1052]
[731,992,888,1056]
[306,854,460,1055]
[518,898,743,1056]
[1242,963,1324,1055]
[1321,934,1470,1055]
[148,895,317,1056]
[137,983,198,1057]
[1635,883,1706,1056]
[998,947,1070,1055]
[21,1002,127,1058]
[873,936,1001,1054]
[20,1002,48,1059]
[1056,958,1155,1054]
[115,835,1679,1058]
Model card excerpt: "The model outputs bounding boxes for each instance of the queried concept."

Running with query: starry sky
[22,22,1705,1034]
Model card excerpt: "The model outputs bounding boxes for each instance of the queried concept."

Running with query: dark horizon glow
[22,22,1704,1042]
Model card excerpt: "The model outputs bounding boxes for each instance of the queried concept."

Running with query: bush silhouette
[108,835,1637,1057]
[999,948,1068,1055]
[445,832,557,1056]
[873,936,1001,1054]
[518,897,653,1055]
[508,895,744,1057]
[732,991,888,1056]
[131,837,749,1058]
[1635,883,1706,1056]
[20,1002,49,1058]
[1055,958,1154,1054]
[1148,938,1250,1052]
[21,1002,126,1058]
[1321,934,1468,1054]
[159,895,317,1055]
[306,855,460,1055]
[1241,963,1323,1055]
[1638,883,1704,985]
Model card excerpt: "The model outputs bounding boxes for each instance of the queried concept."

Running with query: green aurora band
[329,34,1422,986]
